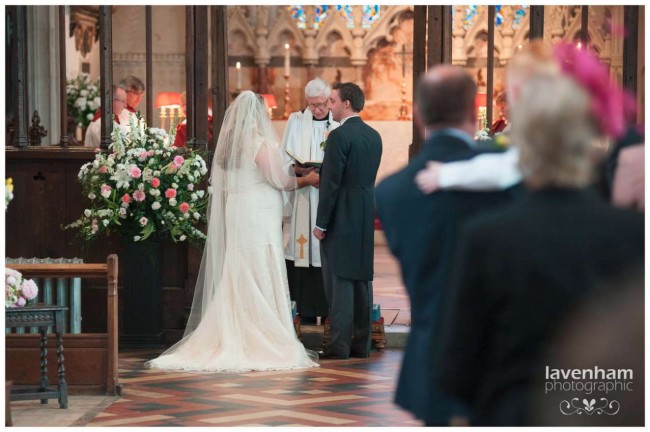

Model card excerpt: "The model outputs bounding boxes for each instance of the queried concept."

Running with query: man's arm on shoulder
[416,147,522,193]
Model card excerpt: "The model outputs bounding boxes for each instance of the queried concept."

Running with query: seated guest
[84,86,135,147]
[174,90,213,148]
[92,75,145,122]
[437,49,644,426]
[489,91,508,136]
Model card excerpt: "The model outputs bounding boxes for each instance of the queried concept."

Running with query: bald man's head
[416,66,477,129]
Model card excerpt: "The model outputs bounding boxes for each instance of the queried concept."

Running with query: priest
[281,78,338,324]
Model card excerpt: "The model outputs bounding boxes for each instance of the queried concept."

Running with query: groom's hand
[313,227,325,240]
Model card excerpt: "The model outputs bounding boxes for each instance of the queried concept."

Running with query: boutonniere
[320,120,331,150]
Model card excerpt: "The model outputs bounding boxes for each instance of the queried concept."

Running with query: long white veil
[148,91,317,367]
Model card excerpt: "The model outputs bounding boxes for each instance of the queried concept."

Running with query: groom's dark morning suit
[316,116,382,358]
[375,130,516,425]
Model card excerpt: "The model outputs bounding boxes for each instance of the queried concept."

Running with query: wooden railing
[5,255,119,395]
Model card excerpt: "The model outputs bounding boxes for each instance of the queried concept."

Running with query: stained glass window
[336,5,355,28]
[290,5,330,29]
[512,6,528,30]
[290,6,306,29]
[464,5,479,30]
[453,6,528,30]
[362,5,381,28]
[314,5,328,28]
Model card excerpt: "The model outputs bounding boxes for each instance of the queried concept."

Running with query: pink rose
[165,188,177,199]
[129,166,142,178]
[139,216,148,226]
[151,178,161,188]
[94,147,101,153]
[133,190,146,202]
[98,166,107,174]
[147,150,155,157]
[100,184,112,198]
[121,193,131,204]
[179,202,190,213]
[16,297,26,307]
[21,279,38,300]
[173,156,185,168]
[187,183,194,191]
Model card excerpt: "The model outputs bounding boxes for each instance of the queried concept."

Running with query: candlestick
[236,61,242,90]
[283,75,291,119]
[284,43,290,77]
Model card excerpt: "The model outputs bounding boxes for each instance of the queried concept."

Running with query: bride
[147,91,319,372]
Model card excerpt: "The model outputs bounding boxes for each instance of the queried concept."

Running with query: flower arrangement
[6,269,39,308]
[65,114,209,244]
[5,178,13,210]
[474,128,491,141]
[67,73,101,128]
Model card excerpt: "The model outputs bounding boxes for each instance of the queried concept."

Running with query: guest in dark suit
[313,82,382,359]
[375,66,516,426]
[438,73,644,426]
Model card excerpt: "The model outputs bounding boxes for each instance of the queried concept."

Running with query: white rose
[153,171,161,177]
[168,198,177,206]
[84,209,92,217]
[191,193,198,201]
[151,201,161,210]
[179,235,187,241]
[196,190,205,198]
[80,89,89,97]
[87,113,95,121]
[102,219,109,226]
[187,183,194,191]
[88,192,96,200]
[172,183,179,189]
[184,213,190,219]
[193,212,200,220]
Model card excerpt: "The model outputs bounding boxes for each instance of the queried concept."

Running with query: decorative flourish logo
[559,398,620,416]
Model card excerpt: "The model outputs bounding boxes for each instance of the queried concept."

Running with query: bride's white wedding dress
[147,91,318,372]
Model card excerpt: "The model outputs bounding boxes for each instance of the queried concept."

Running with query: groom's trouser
[321,248,373,357]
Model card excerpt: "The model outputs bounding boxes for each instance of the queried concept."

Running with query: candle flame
[285,43,290,50]
[236,62,241,69]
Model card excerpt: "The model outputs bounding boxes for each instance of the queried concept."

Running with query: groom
[313,82,382,359]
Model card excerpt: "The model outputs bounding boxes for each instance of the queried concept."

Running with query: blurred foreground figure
[438,48,644,426]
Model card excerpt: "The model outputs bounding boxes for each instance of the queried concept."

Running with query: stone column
[254,5,270,93]
[452,6,467,66]
[302,6,318,82]
[350,6,367,87]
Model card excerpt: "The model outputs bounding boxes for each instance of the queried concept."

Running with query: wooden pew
[5,255,119,395]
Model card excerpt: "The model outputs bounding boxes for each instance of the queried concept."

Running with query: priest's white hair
[305,78,331,98]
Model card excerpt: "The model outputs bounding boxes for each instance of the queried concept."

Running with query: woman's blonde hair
[512,74,600,189]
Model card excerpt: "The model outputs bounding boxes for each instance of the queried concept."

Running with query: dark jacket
[316,116,382,281]
[438,188,644,425]
[375,130,516,424]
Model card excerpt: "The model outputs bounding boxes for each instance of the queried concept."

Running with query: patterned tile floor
[87,349,421,427]
[9,243,413,427]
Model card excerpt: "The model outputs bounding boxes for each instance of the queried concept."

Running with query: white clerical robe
[84,109,136,147]
[281,110,339,267]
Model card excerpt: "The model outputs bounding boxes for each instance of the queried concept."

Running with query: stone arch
[226,7,257,56]
[314,10,354,57]
[362,6,414,58]
[267,7,305,56]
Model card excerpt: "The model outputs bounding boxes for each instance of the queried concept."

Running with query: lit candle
[284,43,290,77]
[576,41,582,50]
[236,61,242,90]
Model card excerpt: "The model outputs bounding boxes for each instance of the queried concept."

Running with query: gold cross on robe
[296,235,308,260]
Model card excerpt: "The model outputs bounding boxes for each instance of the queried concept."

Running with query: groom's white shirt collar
[339,114,360,125]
